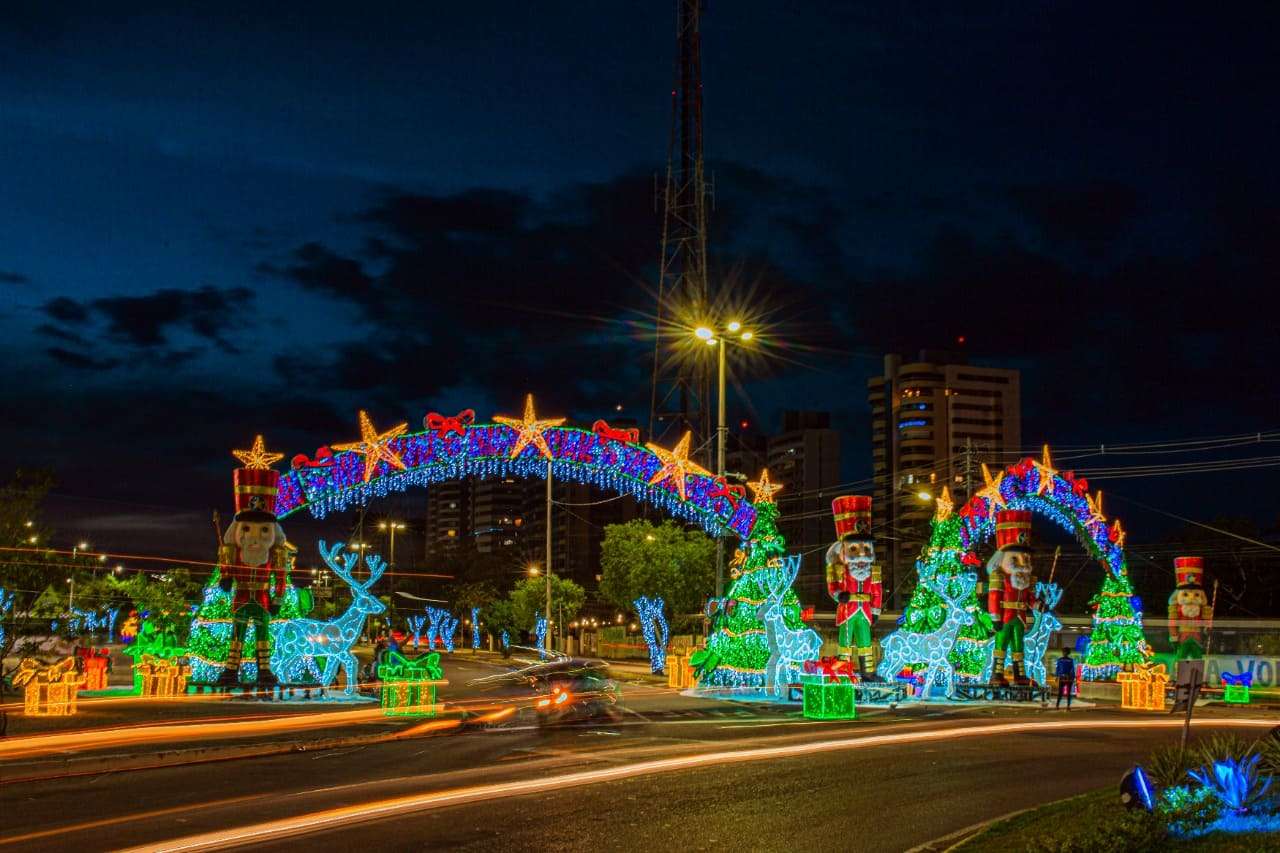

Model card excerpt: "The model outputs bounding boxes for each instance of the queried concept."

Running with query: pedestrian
[1055,646,1076,709]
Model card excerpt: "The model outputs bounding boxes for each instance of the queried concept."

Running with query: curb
[904,805,1036,853]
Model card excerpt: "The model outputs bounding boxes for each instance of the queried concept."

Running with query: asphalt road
[2,658,1273,852]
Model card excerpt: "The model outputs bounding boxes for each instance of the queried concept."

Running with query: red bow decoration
[961,551,982,567]
[425,409,475,439]
[799,606,815,622]
[1070,473,1089,497]
[1012,458,1034,477]
[592,419,640,444]
[291,446,334,469]
[803,656,857,682]
[708,475,747,509]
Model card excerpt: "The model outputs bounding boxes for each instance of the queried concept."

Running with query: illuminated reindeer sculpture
[270,540,386,695]
[877,566,977,699]
[756,555,822,698]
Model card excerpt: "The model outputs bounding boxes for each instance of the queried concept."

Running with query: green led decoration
[800,673,856,720]
[378,650,445,717]
[1082,571,1150,680]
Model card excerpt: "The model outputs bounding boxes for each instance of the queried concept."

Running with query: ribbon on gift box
[13,656,77,687]
[425,409,475,439]
[803,657,857,681]
[1221,671,1253,688]
[592,420,639,444]
[291,446,335,469]
[708,476,747,510]
[378,650,443,681]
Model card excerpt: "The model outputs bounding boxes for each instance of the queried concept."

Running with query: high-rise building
[767,411,841,604]
[424,480,469,558]
[868,351,1022,605]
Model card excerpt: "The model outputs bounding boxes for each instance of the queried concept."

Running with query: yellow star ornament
[934,486,954,520]
[1032,444,1058,496]
[1110,519,1126,548]
[493,394,565,459]
[1087,490,1107,526]
[976,463,1008,509]
[232,435,283,470]
[333,410,408,483]
[747,468,784,504]
[646,431,710,501]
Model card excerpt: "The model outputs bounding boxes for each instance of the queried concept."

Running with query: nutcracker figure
[216,466,289,687]
[825,496,883,680]
[1168,556,1212,660]
[987,510,1039,686]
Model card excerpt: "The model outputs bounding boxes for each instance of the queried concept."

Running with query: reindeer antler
[361,554,387,588]
[1035,581,1063,610]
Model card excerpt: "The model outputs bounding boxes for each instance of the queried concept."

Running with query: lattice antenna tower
[649,0,712,464]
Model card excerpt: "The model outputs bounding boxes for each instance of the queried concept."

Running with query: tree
[599,519,715,616]
[1082,571,1152,679]
[448,581,499,613]
[695,502,810,688]
[895,502,994,678]
[78,569,204,639]
[508,575,585,632]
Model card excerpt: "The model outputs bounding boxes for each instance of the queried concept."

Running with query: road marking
[124,717,1278,852]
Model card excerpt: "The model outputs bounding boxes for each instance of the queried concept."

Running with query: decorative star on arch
[1110,519,1126,549]
[934,485,954,520]
[232,435,283,470]
[493,394,565,459]
[333,410,408,483]
[976,463,1008,509]
[646,431,710,501]
[1086,490,1107,527]
[1032,444,1058,496]
[747,468,783,505]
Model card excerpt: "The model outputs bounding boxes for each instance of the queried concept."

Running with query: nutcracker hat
[995,509,1033,552]
[1174,556,1205,589]
[832,495,873,542]
[232,468,279,523]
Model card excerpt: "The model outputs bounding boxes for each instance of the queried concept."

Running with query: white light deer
[1023,582,1063,687]
[270,540,386,696]
[756,555,822,699]
[877,568,977,699]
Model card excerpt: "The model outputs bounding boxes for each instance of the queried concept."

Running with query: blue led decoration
[406,614,427,649]
[501,630,509,650]
[0,586,13,648]
[269,540,386,695]
[534,612,547,657]
[424,607,459,652]
[471,607,481,649]
[633,596,669,674]
[1021,582,1063,687]
[56,607,121,640]
[273,420,760,541]
[756,555,822,698]
[877,566,977,699]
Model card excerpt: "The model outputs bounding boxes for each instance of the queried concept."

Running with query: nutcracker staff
[987,510,1039,685]
[216,465,290,687]
[1168,556,1212,660]
[825,496,883,680]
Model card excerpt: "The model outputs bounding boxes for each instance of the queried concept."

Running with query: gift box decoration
[378,651,446,717]
[13,657,84,716]
[1117,662,1168,711]
[77,647,112,691]
[136,654,192,698]
[799,671,857,720]
[1221,671,1252,705]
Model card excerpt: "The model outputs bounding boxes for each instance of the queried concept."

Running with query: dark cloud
[46,346,120,371]
[1006,181,1140,248]
[0,270,29,284]
[44,296,90,323]
[35,323,87,345]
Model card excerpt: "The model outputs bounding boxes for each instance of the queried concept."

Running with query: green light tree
[1082,571,1151,679]
[693,499,808,689]
[894,491,994,678]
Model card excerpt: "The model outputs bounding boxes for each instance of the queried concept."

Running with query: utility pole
[545,458,553,653]
[963,436,974,502]
[715,335,727,597]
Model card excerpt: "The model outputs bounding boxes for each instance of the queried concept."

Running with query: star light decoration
[232,435,283,470]
[934,485,954,520]
[333,410,408,483]
[646,431,710,501]
[1032,444,1058,496]
[976,463,1008,509]
[1086,490,1107,527]
[746,468,784,505]
[493,394,565,459]
[1110,519,1126,549]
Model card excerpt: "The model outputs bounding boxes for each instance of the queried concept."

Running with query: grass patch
[952,788,1280,852]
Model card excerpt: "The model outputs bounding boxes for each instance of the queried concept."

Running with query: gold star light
[976,463,1008,509]
[1110,519,1126,548]
[746,468,784,505]
[332,410,408,482]
[1032,444,1058,495]
[1086,490,1107,526]
[493,394,565,459]
[646,431,711,501]
[232,435,283,470]
[934,486,954,520]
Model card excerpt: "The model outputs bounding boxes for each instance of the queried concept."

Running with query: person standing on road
[1055,647,1076,709]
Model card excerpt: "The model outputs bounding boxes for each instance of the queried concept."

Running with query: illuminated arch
[274,405,760,540]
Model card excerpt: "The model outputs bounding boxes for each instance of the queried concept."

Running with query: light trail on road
[124,717,1278,852]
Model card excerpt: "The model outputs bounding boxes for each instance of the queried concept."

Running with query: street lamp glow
[727,320,741,333]
[704,337,717,346]
[77,541,89,550]
[740,331,753,341]
[694,326,713,340]
[527,564,540,576]
[114,565,123,574]
[917,491,933,502]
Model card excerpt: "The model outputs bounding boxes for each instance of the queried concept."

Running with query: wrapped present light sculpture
[14,657,84,716]
[378,650,446,717]
[1118,662,1169,711]
[1221,671,1251,704]
[800,658,857,719]
[137,654,192,698]
[76,647,112,691]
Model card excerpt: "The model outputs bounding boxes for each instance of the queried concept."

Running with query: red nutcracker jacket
[218,544,286,609]
[827,566,883,627]
[988,571,1039,628]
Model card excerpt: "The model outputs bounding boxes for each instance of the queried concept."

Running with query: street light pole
[545,458,553,653]
[715,335,727,599]
[66,577,74,612]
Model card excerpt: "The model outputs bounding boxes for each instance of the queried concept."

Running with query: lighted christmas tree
[894,489,993,679]
[1081,571,1151,680]
[692,472,810,689]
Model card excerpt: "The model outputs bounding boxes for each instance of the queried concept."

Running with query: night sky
[3,3,1277,565]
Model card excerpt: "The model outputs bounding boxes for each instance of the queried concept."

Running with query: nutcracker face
[1174,588,1206,618]
[1000,549,1033,590]
[234,521,277,567]
[843,539,874,582]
